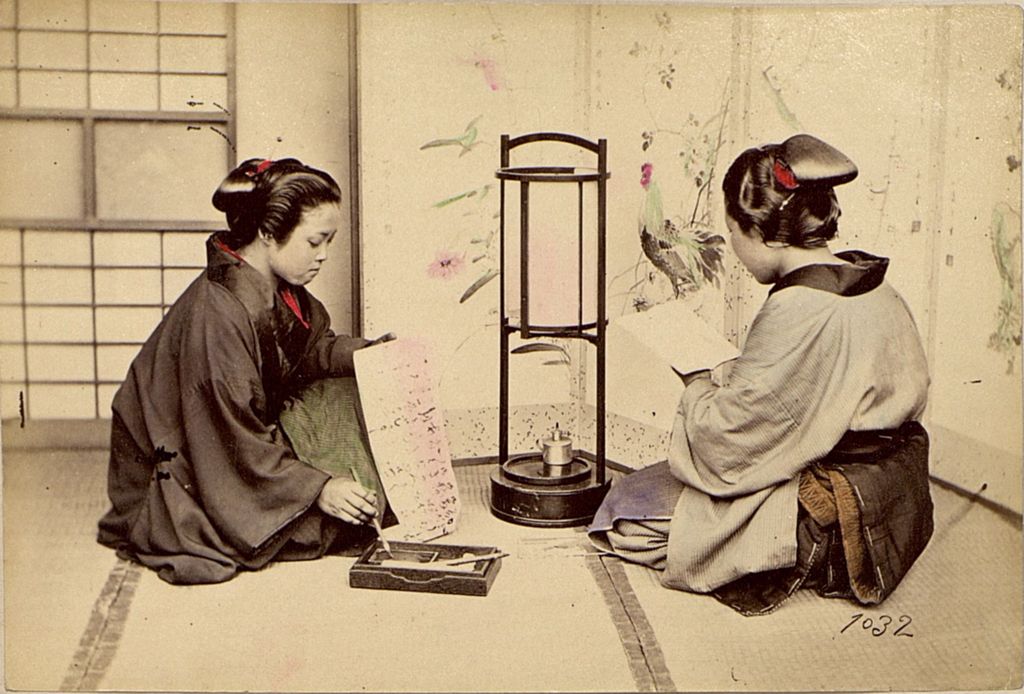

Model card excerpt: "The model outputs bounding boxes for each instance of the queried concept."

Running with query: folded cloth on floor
[598,519,671,570]
[588,461,682,568]
[589,461,684,527]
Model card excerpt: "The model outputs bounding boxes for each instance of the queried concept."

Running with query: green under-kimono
[589,252,933,613]
[98,235,383,585]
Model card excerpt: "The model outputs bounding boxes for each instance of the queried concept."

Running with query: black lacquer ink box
[348,540,504,596]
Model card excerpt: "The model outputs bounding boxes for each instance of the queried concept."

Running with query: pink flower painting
[474,57,502,91]
[427,251,465,279]
[640,162,653,188]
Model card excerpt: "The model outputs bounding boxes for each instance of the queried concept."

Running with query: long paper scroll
[353,338,460,541]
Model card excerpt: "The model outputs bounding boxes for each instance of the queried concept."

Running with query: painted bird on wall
[419,115,483,157]
[639,162,726,298]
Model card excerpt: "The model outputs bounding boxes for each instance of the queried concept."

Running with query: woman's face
[267,203,341,286]
[726,214,778,285]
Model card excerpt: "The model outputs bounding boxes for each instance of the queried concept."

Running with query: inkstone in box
[349,540,503,596]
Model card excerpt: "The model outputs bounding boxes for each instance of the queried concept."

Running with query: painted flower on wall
[640,162,653,188]
[475,57,503,91]
[419,114,501,303]
[427,251,466,279]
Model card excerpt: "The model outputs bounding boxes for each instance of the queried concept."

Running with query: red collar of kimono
[215,237,246,264]
[215,238,310,329]
[279,287,310,329]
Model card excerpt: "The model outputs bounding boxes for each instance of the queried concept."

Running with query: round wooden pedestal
[489,454,611,527]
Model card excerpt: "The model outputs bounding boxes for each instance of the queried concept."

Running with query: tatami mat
[99,470,637,692]
[3,449,117,692]
[3,447,1022,692]
[4,459,640,692]
[622,485,1023,692]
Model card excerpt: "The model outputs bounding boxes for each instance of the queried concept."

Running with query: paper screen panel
[95,121,225,222]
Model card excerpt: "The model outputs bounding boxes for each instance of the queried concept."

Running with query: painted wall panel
[589,6,734,433]
[931,6,1022,448]
[359,3,587,421]
[927,6,1022,509]
[740,7,938,333]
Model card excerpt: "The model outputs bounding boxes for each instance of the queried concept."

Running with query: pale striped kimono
[590,253,930,593]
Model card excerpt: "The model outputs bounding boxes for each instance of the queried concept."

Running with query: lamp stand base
[488,459,611,528]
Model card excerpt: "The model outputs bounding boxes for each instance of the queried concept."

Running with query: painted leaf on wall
[459,269,498,303]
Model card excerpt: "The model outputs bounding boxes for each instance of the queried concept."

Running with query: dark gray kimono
[97,236,371,584]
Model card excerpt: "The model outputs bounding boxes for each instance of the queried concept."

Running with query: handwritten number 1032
[840,613,914,637]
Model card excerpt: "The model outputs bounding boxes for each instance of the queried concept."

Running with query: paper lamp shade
[504,182,599,328]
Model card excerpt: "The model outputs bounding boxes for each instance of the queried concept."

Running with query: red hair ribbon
[245,159,274,178]
[772,159,799,190]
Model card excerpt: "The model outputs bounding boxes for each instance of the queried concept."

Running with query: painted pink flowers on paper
[427,251,466,279]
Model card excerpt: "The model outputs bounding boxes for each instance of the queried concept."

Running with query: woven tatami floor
[3,443,1022,693]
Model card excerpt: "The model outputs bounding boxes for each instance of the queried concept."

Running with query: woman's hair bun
[723,135,851,248]
[212,157,341,250]
[211,158,265,215]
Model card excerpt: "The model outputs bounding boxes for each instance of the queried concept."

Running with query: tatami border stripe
[602,558,677,690]
[586,552,678,692]
[60,557,142,691]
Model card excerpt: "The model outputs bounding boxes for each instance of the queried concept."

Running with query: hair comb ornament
[778,134,858,188]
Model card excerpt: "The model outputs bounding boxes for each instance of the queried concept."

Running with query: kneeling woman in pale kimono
[589,135,933,615]
[99,158,392,584]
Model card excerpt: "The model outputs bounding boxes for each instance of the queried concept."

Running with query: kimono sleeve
[668,290,856,497]
[181,292,331,555]
[296,295,372,379]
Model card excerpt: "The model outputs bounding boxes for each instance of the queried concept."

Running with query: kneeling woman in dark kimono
[589,135,933,615]
[98,158,390,584]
